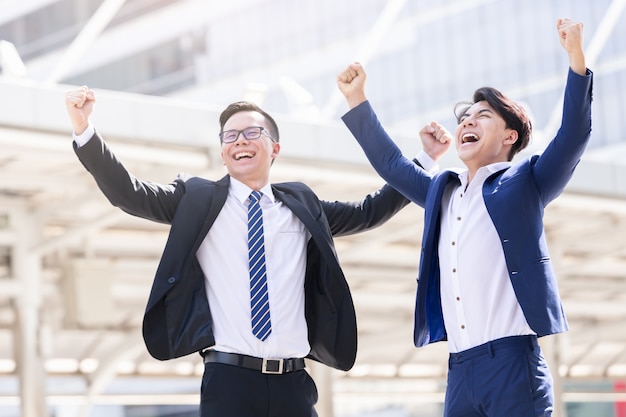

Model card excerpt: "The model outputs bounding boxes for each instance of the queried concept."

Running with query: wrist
[73,122,89,136]
[568,50,586,75]
[346,93,367,109]
[73,124,95,147]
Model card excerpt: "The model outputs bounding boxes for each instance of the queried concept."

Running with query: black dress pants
[200,362,318,417]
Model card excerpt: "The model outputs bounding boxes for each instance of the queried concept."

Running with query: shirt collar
[457,161,511,189]
[229,177,276,205]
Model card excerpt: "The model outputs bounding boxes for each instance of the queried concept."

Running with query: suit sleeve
[531,68,593,204]
[320,183,411,237]
[342,101,432,207]
[74,130,184,224]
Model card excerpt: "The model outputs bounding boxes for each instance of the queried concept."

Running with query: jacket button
[167,277,176,284]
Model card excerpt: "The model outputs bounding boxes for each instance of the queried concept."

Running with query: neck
[238,177,269,192]
[465,165,479,185]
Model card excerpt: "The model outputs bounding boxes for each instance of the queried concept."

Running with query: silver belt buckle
[262,358,284,374]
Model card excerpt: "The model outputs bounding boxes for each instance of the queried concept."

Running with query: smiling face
[455,101,518,177]
[220,110,280,190]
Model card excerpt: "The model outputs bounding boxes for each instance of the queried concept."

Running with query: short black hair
[218,101,280,142]
[454,87,532,160]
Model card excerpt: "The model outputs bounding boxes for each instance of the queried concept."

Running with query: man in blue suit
[337,18,592,416]
[64,93,414,415]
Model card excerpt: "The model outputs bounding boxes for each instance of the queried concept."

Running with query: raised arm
[557,18,586,76]
[337,63,451,163]
[533,19,592,203]
[65,86,183,224]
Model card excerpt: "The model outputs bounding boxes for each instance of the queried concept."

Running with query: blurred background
[0,0,626,416]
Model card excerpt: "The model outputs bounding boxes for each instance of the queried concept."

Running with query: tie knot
[249,191,263,204]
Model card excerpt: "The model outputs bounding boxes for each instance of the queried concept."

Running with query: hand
[556,18,586,75]
[419,121,452,162]
[337,62,368,109]
[65,86,96,135]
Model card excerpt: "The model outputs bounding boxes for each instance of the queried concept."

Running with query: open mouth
[234,151,255,160]
[461,133,479,144]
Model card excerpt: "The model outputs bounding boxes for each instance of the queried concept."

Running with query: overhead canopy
[0,79,625,412]
[2,0,626,414]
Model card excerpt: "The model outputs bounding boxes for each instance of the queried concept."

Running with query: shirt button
[452,268,456,273]
[461,325,465,329]
[457,216,461,221]
[451,241,456,246]
[456,297,460,301]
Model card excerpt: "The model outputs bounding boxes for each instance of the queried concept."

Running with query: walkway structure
[1,1,626,416]
[0,77,626,417]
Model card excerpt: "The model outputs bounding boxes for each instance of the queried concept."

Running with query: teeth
[235,152,254,160]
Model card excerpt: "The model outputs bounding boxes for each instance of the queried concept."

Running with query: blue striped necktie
[247,191,272,341]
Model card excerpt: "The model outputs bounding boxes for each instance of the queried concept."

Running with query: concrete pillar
[543,234,566,417]
[541,334,566,417]
[11,210,48,417]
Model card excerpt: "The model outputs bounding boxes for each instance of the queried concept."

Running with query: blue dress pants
[444,335,554,417]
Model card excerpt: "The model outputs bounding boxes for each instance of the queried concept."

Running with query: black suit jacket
[75,131,410,371]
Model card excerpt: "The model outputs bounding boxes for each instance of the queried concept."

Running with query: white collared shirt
[438,163,535,353]
[196,178,311,359]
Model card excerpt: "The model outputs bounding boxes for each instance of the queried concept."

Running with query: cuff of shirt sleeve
[415,150,439,174]
[73,124,95,147]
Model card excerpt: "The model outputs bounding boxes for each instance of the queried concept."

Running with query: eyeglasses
[219,126,275,143]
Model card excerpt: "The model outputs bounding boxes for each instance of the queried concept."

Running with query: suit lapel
[190,175,230,253]
[272,186,318,233]
[422,171,459,248]
[415,170,460,346]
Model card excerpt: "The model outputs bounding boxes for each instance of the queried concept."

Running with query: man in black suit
[65,91,414,416]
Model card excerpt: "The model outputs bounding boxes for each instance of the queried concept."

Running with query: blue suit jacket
[74,133,411,370]
[342,69,593,347]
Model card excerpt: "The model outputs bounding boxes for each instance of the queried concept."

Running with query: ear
[503,130,518,145]
[271,142,281,158]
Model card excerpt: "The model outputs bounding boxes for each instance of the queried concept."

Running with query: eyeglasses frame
[219,126,276,143]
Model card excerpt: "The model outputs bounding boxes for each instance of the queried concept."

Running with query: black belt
[202,350,306,374]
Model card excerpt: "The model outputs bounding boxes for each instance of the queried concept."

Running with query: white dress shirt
[196,179,311,359]
[438,163,535,353]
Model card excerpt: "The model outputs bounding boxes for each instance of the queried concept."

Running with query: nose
[462,117,476,128]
